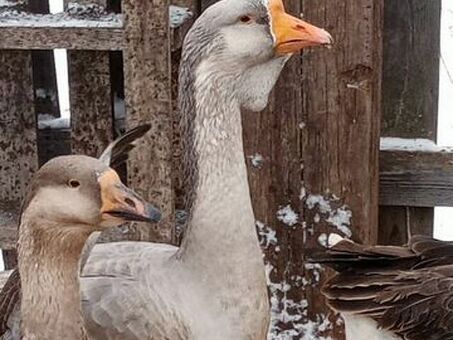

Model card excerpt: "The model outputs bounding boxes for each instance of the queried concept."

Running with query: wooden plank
[0,26,124,50]
[67,50,113,156]
[380,149,453,207]
[0,49,38,251]
[378,206,433,245]
[122,0,173,243]
[379,0,441,242]
[382,0,441,139]
[298,0,383,338]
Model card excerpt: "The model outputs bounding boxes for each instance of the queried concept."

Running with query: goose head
[181,0,332,111]
[22,155,161,230]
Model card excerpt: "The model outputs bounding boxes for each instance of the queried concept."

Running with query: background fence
[0,0,445,338]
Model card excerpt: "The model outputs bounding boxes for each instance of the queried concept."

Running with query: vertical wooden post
[0,48,37,265]
[65,0,114,157]
[379,0,441,245]
[244,0,383,337]
[123,0,174,243]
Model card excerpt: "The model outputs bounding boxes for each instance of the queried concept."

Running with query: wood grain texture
[68,51,113,156]
[299,0,382,337]
[380,150,453,207]
[378,206,433,245]
[379,0,441,243]
[0,27,124,50]
[123,0,174,243]
[382,0,441,139]
[0,50,37,250]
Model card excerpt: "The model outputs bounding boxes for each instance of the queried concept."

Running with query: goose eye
[68,179,80,188]
[239,15,252,23]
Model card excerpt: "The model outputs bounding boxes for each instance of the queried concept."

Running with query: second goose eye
[239,15,252,23]
[68,179,80,188]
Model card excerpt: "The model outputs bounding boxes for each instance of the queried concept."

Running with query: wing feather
[313,235,453,340]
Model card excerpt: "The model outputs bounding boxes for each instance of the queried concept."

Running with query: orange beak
[270,0,333,55]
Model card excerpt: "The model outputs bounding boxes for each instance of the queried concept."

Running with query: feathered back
[312,235,453,340]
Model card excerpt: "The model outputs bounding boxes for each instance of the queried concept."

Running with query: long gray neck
[178,59,264,278]
[18,218,89,340]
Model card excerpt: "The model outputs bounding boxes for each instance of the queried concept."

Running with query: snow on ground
[435,0,453,241]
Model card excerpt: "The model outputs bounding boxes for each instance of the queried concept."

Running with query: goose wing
[80,242,189,340]
[315,235,453,340]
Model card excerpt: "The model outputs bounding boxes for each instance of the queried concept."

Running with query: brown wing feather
[0,269,20,336]
[313,235,453,340]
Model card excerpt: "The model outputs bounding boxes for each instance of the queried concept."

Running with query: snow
[248,153,264,168]
[37,114,70,130]
[379,137,452,152]
[256,221,278,248]
[306,194,353,238]
[277,205,299,227]
[0,0,23,7]
[266,262,334,340]
[0,3,192,29]
[169,5,193,28]
[435,0,453,241]
[0,1,123,28]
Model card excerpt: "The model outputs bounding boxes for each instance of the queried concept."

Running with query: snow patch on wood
[306,194,352,238]
[277,205,299,226]
[380,137,453,152]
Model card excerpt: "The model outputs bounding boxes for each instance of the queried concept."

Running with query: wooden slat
[298,0,383,338]
[0,26,124,50]
[122,0,174,243]
[68,52,113,156]
[379,0,441,244]
[64,0,117,241]
[382,0,441,139]
[0,49,38,252]
[380,149,453,207]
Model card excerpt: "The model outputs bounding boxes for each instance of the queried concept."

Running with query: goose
[0,0,332,338]
[13,127,162,339]
[313,235,453,340]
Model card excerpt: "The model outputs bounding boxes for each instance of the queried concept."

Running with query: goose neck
[18,218,89,339]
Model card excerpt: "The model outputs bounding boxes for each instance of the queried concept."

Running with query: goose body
[315,235,453,340]
[0,0,332,338]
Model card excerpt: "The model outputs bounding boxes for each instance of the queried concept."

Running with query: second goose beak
[270,0,333,55]
[98,169,161,224]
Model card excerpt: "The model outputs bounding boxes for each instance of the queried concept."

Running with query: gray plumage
[0,0,333,338]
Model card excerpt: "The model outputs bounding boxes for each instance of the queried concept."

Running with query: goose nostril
[295,24,306,31]
[124,197,136,208]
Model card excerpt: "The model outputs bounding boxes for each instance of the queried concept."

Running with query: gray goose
[14,127,161,339]
[0,0,331,339]
[313,235,453,340]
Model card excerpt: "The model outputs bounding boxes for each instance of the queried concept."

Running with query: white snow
[379,137,452,152]
[249,153,264,168]
[169,5,193,28]
[306,194,353,238]
[256,221,278,248]
[435,0,453,241]
[277,205,299,227]
[0,10,123,28]
[37,114,70,129]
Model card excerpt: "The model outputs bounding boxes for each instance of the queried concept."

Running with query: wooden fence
[0,0,444,338]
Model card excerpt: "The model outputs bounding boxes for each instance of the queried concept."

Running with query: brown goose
[1,0,332,338]
[314,235,453,340]
[0,126,160,340]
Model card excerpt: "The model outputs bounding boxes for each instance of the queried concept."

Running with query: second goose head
[181,0,332,111]
[21,155,161,231]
